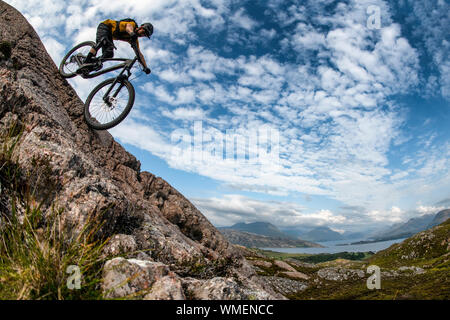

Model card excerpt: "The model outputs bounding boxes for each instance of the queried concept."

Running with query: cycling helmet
[141,23,153,38]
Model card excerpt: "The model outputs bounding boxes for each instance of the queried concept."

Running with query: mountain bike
[59,39,148,130]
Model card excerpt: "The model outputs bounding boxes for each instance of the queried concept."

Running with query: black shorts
[96,23,114,59]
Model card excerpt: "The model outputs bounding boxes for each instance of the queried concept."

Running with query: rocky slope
[0,1,281,300]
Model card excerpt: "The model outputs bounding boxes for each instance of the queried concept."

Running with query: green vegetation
[0,122,111,299]
[251,249,310,260]
[254,249,374,264]
[288,269,449,300]
[295,252,373,264]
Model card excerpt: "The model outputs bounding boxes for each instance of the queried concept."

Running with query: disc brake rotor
[103,97,118,112]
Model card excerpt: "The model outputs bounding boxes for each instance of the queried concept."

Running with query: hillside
[369,218,450,269]
[220,221,295,239]
[372,214,436,241]
[240,219,449,299]
[428,209,450,228]
[0,1,280,300]
[220,229,323,248]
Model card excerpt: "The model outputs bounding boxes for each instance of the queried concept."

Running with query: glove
[130,32,138,42]
[144,67,151,74]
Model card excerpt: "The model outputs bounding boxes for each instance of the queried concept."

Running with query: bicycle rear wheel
[84,78,135,130]
[59,41,96,78]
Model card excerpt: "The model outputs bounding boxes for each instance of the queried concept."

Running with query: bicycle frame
[75,40,142,106]
[80,57,138,79]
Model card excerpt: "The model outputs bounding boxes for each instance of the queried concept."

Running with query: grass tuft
[0,121,111,300]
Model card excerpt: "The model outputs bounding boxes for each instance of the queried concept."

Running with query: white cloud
[109,118,172,159]
[162,107,207,121]
[416,205,445,215]
[193,195,347,228]
[401,0,450,99]
[230,8,258,31]
[42,37,65,63]
[367,206,405,223]
[158,69,192,84]
[292,23,326,50]
[8,0,448,221]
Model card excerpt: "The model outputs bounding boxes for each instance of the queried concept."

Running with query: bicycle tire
[59,41,96,78]
[84,78,135,130]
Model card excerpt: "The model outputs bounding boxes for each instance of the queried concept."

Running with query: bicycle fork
[103,81,125,108]
[102,58,136,107]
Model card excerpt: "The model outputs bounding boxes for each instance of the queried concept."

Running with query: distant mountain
[279,226,313,239]
[282,228,368,241]
[372,214,436,241]
[342,231,366,240]
[427,209,450,228]
[220,222,295,239]
[300,226,345,242]
[219,229,323,248]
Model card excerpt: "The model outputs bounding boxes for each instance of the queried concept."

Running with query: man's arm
[137,49,148,69]
[125,23,149,69]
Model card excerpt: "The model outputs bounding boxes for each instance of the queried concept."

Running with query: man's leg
[100,43,114,60]
[84,23,111,64]
[84,24,103,64]
[97,23,114,60]
[84,48,97,64]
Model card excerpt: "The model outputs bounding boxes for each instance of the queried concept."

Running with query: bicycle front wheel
[84,78,135,130]
[59,41,96,78]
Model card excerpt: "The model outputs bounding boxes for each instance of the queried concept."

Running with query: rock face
[0,1,279,300]
[317,267,365,281]
[102,258,175,299]
[182,277,274,300]
[273,260,297,272]
[281,271,310,280]
[260,276,308,295]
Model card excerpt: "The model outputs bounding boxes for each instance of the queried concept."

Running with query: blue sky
[7,0,449,234]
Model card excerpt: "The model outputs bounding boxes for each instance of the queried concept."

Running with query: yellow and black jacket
[101,19,140,48]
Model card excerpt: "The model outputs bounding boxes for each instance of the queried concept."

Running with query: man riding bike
[81,18,152,74]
